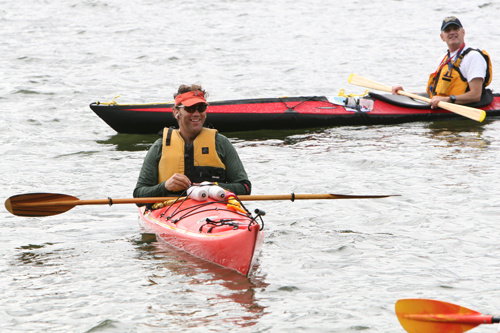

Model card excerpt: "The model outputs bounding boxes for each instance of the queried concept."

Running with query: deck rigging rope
[279,96,335,111]
[337,89,370,98]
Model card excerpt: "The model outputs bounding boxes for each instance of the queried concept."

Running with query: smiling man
[392,16,492,108]
[133,84,251,201]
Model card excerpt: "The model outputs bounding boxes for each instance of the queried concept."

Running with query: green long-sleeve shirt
[133,132,251,199]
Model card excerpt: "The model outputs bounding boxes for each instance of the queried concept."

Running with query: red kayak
[138,193,264,276]
[89,91,500,134]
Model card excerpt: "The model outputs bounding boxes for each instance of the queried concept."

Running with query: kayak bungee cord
[278,96,335,112]
[146,185,264,232]
[153,199,264,233]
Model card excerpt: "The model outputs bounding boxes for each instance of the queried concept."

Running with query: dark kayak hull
[90,93,500,134]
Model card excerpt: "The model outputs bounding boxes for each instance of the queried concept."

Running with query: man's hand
[392,85,404,95]
[430,95,451,109]
[164,173,191,192]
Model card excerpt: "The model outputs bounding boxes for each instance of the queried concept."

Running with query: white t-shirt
[436,45,487,82]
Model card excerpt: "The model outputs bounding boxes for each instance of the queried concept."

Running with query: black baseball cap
[441,16,463,31]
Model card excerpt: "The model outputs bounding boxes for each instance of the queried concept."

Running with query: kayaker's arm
[391,85,428,96]
[429,78,484,108]
[133,139,178,200]
[458,77,483,104]
[215,134,252,195]
[455,77,483,104]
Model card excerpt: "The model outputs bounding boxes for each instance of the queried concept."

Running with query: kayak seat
[368,92,431,109]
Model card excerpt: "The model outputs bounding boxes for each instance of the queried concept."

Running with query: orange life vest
[158,128,226,184]
[427,48,492,98]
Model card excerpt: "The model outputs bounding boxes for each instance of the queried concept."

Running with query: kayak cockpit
[369,88,494,109]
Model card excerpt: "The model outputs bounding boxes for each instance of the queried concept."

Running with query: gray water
[2,0,500,332]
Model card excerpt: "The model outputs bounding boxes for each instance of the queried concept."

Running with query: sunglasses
[443,25,461,33]
[178,104,208,113]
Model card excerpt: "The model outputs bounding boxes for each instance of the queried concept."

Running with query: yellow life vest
[158,128,226,184]
[427,48,492,98]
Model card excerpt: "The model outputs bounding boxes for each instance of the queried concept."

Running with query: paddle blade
[435,101,486,122]
[237,193,398,201]
[5,193,79,217]
[348,73,392,93]
[396,299,489,333]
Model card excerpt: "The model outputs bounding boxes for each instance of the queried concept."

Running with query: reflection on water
[99,118,497,154]
[97,118,500,152]
[96,133,159,151]
[97,117,499,153]
[96,127,335,152]
[133,234,268,329]
[15,243,71,267]
[426,119,492,149]
[223,127,328,142]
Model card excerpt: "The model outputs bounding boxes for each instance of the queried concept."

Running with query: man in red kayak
[392,16,492,109]
[133,84,251,201]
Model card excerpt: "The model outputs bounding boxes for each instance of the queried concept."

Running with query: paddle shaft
[5,192,398,217]
[348,74,486,122]
[404,313,498,325]
[243,193,394,200]
[12,193,394,207]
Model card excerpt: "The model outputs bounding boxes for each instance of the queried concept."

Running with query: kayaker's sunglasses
[178,103,208,113]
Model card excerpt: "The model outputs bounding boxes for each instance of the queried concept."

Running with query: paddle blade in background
[348,73,392,92]
[5,193,79,217]
[395,299,488,333]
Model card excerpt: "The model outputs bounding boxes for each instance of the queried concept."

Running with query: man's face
[440,25,465,50]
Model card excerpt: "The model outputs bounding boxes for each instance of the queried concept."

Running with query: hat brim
[174,90,208,107]
[182,98,209,107]
[441,22,462,31]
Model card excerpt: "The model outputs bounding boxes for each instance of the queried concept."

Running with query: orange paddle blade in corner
[396,299,500,333]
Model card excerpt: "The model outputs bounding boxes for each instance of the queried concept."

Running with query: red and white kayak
[138,193,264,276]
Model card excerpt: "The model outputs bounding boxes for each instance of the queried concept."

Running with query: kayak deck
[90,92,500,134]
[138,197,264,276]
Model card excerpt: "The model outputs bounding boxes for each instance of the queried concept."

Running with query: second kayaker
[392,16,492,109]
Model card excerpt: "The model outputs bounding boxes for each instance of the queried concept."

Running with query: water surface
[2,0,500,332]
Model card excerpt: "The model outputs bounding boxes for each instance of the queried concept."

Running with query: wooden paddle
[5,192,399,217]
[396,299,500,333]
[348,74,486,122]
